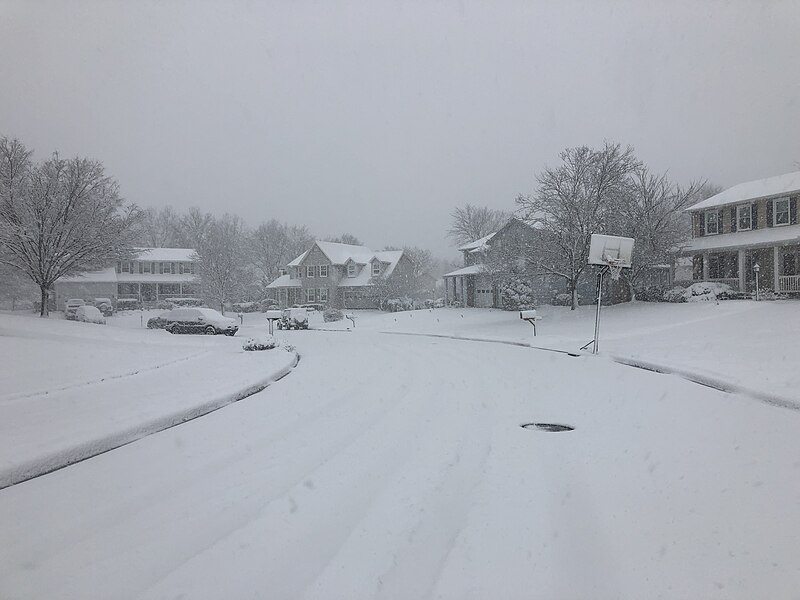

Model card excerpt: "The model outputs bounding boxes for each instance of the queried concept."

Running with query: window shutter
[791,196,798,225]
[766,200,773,228]
[730,207,737,232]
[698,212,705,236]
[718,210,724,233]
[751,203,758,230]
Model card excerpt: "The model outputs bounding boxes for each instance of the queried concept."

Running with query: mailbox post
[265,309,283,335]
[520,310,541,337]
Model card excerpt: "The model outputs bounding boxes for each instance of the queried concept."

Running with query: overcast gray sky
[2,0,799,258]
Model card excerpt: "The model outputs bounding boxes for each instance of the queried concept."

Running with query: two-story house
[680,171,800,293]
[54,248,200,307]
[443,218,565,307]
[266,241,413,308]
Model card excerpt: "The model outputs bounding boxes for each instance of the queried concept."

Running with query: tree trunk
[570,280,579,311]
[39,285,49,317]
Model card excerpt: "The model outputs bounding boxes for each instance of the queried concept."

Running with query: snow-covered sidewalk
[0,313,297,488]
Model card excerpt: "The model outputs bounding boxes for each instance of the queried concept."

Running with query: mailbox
[520,310,538,320]
[265,310,283,320]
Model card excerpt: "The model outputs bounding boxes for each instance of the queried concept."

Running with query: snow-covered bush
[663,287,687,303]
[551,292,578,307]
[116,298,141,311]
[242,335,278,351]
[635,286,668,302]
[683,282,731,302]
[232,301,260,313]
[167,297,205,308]
[385,297,414,312]
[500,278,536,310]
[323,307,344,322]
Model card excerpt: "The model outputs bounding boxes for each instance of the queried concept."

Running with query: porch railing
[779,275,800,293]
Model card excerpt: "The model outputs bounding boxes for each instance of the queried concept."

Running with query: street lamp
[753,263,760,301]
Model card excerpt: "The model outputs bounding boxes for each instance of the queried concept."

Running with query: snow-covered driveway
[1,329,799,599]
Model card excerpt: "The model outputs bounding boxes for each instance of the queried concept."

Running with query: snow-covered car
[147,311,173,329]
[276,308,309,330]
[94,298,114,317]
[63,299,86,320]
[299,303,324,312]
[74,305,106,324]
[164,308,239,336]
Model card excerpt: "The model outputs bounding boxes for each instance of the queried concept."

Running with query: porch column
[774,246,781,292]
[738,249,746,291]
[138,282,142,302]
[702,253,709,279]
[179,283,183,296]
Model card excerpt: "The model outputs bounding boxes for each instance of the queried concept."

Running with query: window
[143,261,151,274]
[705,211,718,235]
[319,265,328,278]
[347,263,356,277]
[774,197,790,226]
[138,262,144,274]
[319,287,328,302]
[121,261,130,273]
[372,262,381,276]
[306,265,315,278]
[783,251,797,277]
[737,204,752,231]
[306,288,315,302]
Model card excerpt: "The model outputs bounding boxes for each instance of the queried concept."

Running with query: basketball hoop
[606,258,623,281]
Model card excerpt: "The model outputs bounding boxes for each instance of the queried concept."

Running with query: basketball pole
[592,266,606,354]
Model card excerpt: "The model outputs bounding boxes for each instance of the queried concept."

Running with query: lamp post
[753,263,760,301]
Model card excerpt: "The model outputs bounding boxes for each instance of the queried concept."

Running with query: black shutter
[791,196,798,225]
[730,207,737,232]
[751,203,758,230]
[766,200,773,228]
[698,212,705,236]
[718,210,724,234]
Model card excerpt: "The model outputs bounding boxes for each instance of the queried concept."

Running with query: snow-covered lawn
[0,311,297,487]
[331,301,800,403]
[0,301,798,598]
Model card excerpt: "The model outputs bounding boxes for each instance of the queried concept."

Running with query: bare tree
[326,233,362,245]
[134,206,182,247]
[616,167,703,299]
[196,214,248,313]
[248,220,313,297]
[176,207,214,249]
[0,136,140,316]
[447,204,509,245]
[516,142,639,309]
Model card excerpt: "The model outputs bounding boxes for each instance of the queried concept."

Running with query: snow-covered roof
[287,250,310,267]
[338,251,407,288]
[58,267,118,283]
[679,224,800,253]
[266,274,301,288]
[134,248,197,262]
[117,273,196,283]
[688,171,800,212]
[315,241,375,265]
[443,264,488,278]
[458,232,497,252]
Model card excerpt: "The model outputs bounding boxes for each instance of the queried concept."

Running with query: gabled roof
[134,248,197,262]
[338,250,406,287]
[266,274,301,288]
[458,232,497,252]
[58,267,118,283]
[688,171,800,212]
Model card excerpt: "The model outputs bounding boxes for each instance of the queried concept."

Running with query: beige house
[680,171,800,293]
[54,248,200,307]
[266,241,412,308]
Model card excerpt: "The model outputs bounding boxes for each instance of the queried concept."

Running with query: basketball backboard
[588,234,634,268]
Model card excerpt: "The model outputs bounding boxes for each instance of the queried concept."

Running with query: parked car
[64,298,85,320]
[94,297,114,317]
[164,307,239,336]
[276,307,309,330]
[75,305,106,324]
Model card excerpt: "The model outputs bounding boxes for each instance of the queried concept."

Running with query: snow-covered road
[1,329,799,599]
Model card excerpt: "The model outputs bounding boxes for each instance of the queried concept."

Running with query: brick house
[266,241,413,308]
[679,171,800,293]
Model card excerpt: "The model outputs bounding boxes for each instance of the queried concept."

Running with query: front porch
[689,245,800,293]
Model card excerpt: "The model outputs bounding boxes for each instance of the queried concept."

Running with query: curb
[0,350,300,490]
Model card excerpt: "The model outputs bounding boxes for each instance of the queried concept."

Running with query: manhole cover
[521,423,574,432]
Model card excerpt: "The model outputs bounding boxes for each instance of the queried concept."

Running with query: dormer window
[737,204,752,231]
[372,261,381,276]
[704,210,719,235]
[773,197,790,226]
[347,263,356,277]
